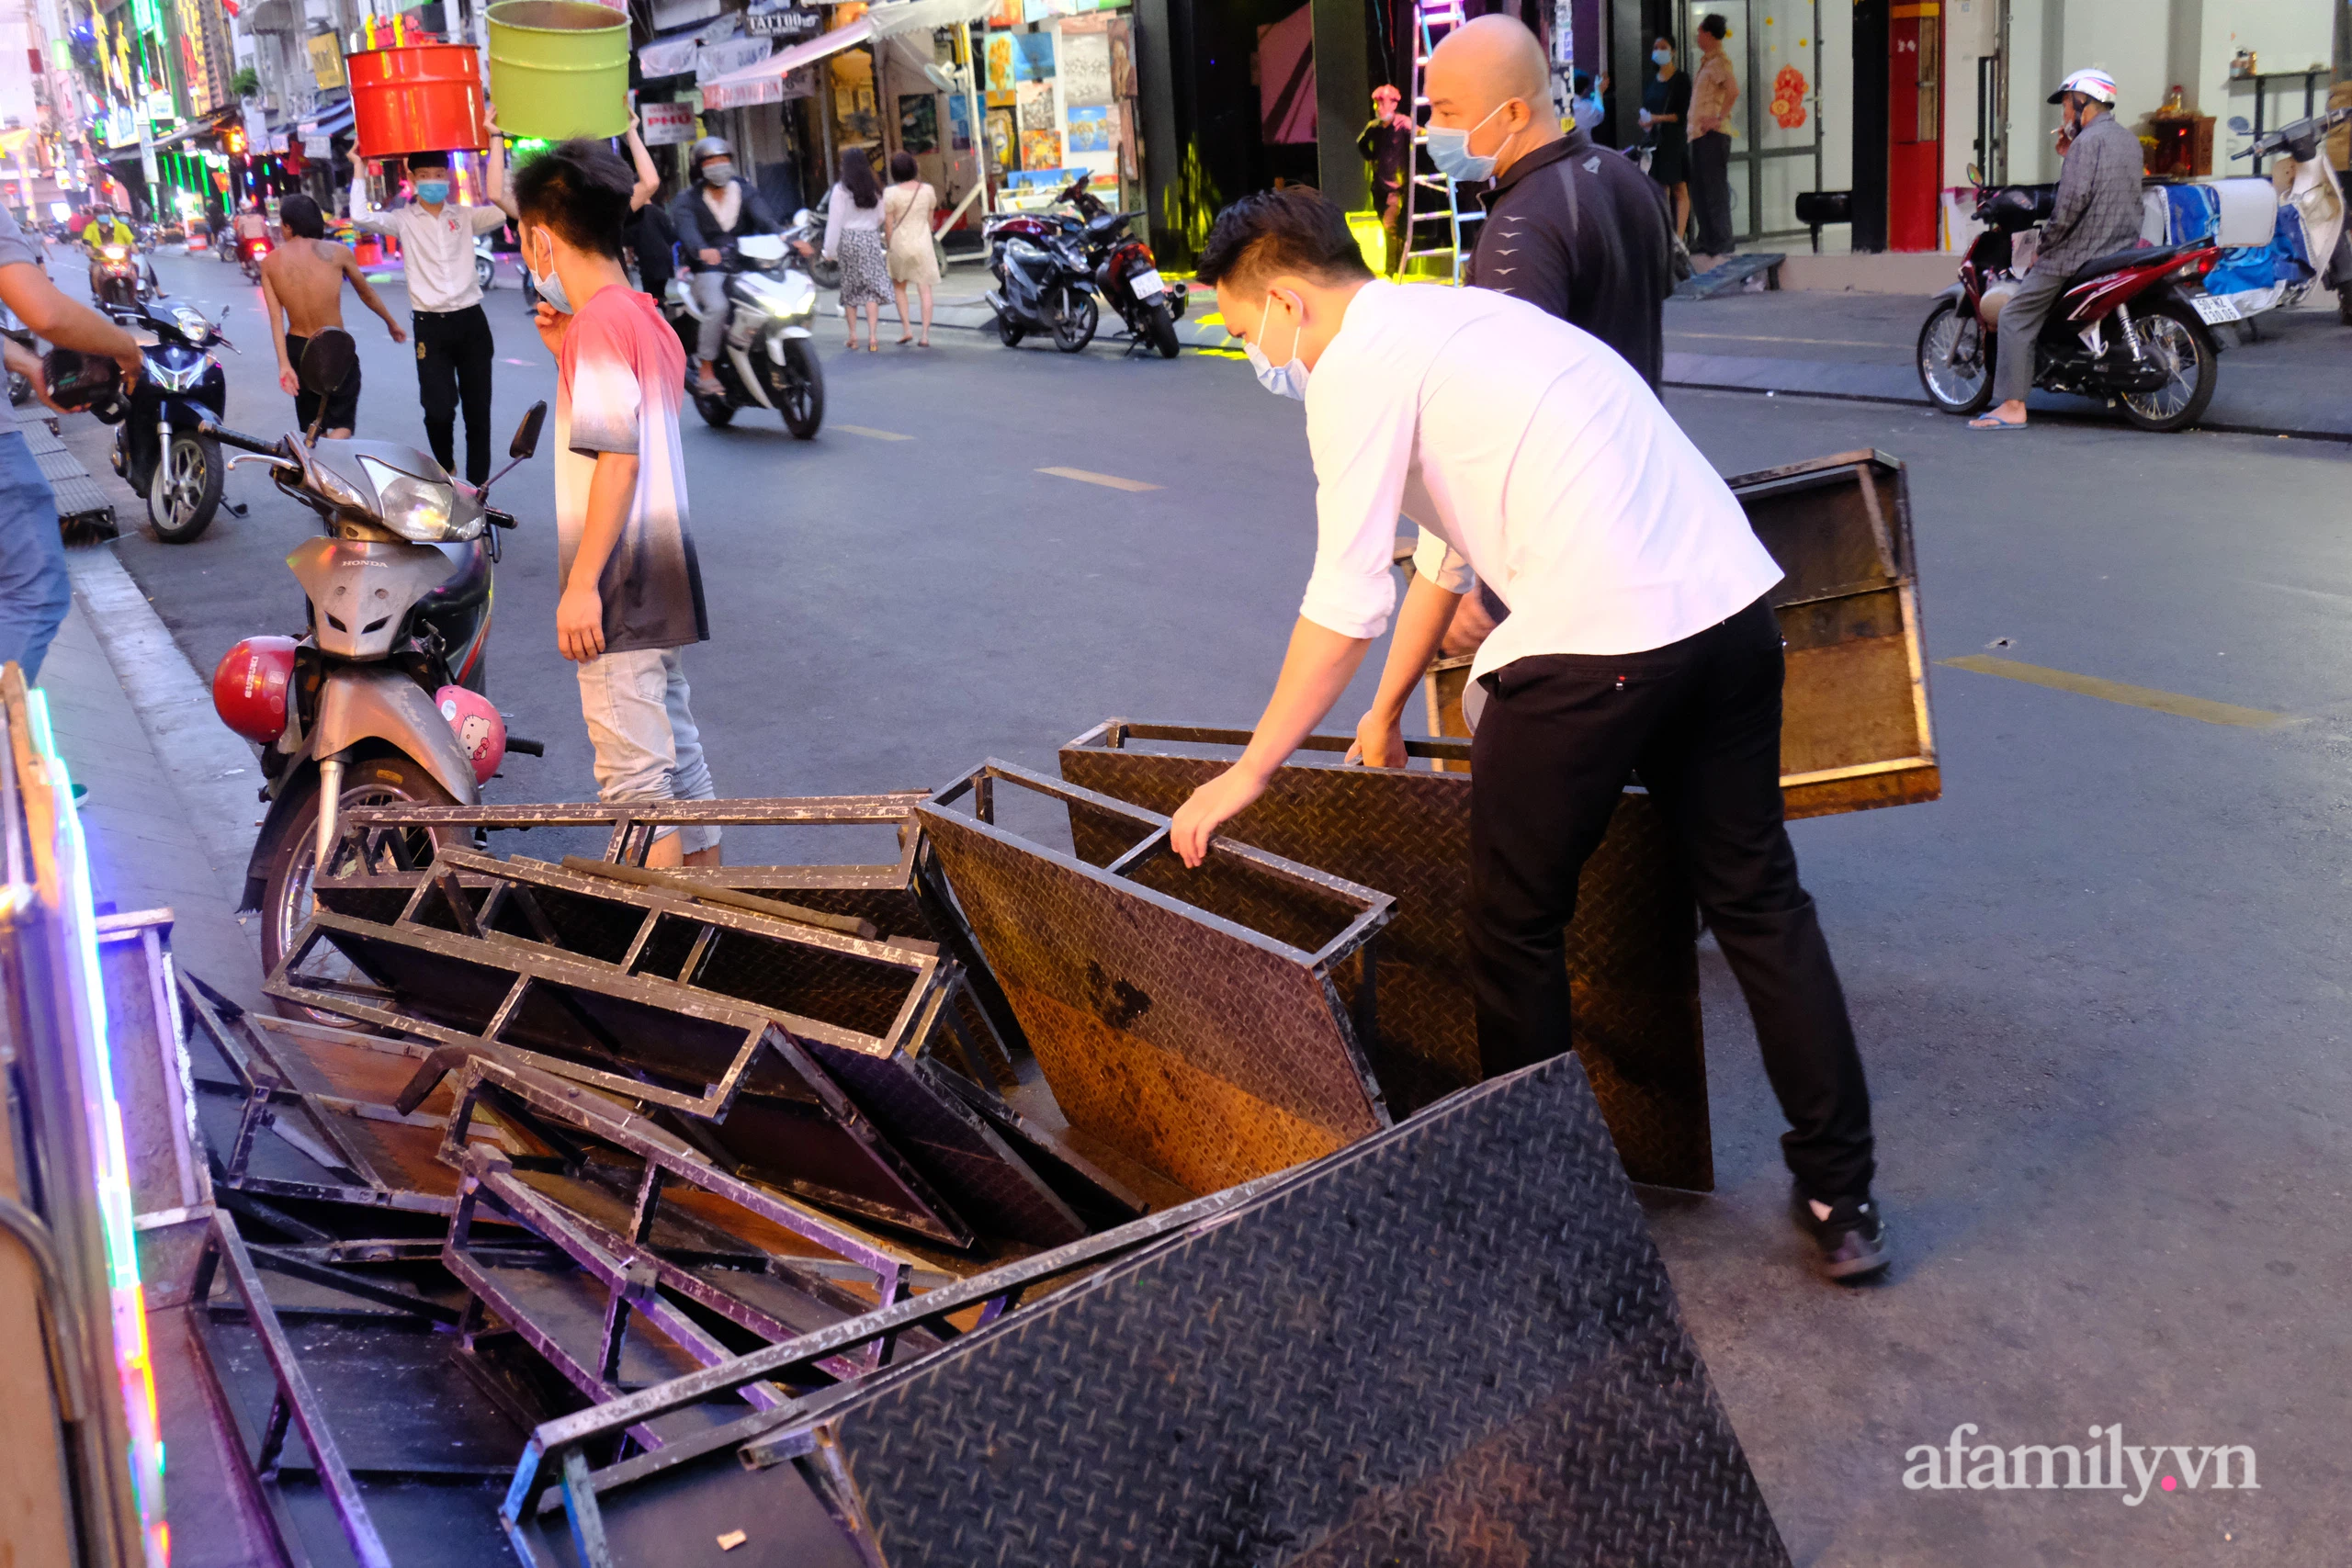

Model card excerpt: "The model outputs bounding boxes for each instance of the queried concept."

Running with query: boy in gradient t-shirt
[514,140,722,866]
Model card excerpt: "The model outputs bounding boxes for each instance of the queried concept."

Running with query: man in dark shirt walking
[1356,84,1416,276]
[1425,15,1676,389]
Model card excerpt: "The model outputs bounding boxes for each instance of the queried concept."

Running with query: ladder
[1400,0,1479,283]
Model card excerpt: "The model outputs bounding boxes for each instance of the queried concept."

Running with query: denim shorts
[0,431,67,682]
[573,645,719,853]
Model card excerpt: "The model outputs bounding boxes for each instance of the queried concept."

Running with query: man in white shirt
[351,127,516,485]
[1168,188,1886,1281]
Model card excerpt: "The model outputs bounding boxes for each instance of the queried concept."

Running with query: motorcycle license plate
[1130,267,1166,300]
[2190,293,2241,324]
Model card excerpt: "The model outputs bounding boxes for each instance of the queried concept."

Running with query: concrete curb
[64,547,269,919]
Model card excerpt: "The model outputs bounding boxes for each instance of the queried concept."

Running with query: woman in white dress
[822,150,890,352]
[881,151,941,347]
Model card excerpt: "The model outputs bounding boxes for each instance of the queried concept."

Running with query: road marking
[1667,330,1906,349]
[1938,655,2300,729]
[834,424,914,441]
[1038,466,1160,492]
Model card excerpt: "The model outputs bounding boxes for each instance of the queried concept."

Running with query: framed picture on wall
[899,94,939,153]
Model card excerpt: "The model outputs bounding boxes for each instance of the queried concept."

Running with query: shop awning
[300,102,356,139]
[700,0,990,109]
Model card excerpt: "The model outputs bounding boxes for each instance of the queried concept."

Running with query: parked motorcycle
[474,232,499,296]
[661,231,824,437]
[1057,171,1187,358]
[1917,175,2225,433]
[240,231,274,284]
[783,206,839,289]
[98,294,238,542]
[984,207,1099,353]
[201,331,547,1018]
[2224,107,2352,326]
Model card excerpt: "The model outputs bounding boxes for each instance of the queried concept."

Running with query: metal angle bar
[343,793,931,832]
[198,1211,395,1568]
[246,1244,462,1324]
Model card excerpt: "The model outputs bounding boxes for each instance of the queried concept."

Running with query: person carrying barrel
[349,108,516,485]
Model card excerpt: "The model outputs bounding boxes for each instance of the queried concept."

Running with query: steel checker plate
[803,1055,1788,1568]
[1061,727,1710,1190]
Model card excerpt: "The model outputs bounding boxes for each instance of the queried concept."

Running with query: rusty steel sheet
[323,847,1102,1249]
[917,760,1395,1198]
[267,908,979,1246]
[1729,448,1939,820]
[334,793,1023,1087]
[1060,721,1711,1190]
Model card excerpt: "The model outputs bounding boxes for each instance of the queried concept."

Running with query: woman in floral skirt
[823,150,890,352]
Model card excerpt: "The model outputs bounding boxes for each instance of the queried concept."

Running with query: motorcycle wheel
[1916,299,1994,414]
[1052,292,1099,354]
[147,431,223,543]
[475,253,496,293]
[1144,299,1181,359]
[810,257,842,290]
[6,371,28,406]
[259,748,455,1027]
[521,269,540,309]
[994,309,1023,347]
[2117,302,2217,433]
[694,387,737,427]
[776,340,824,439]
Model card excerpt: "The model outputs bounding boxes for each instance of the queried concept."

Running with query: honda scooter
[200,330,548,1019]
[2222,107,2352,326]
[661,231,824,436]
[99,295,240,542]
[1917,174,2225,432]
[240,230,273,284]
[1057,171,1187,358]
[984,209,1099,353]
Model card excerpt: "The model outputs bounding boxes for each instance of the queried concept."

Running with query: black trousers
[1690,130,1736,255]
[1466,595,1874,1200]
[412,303,494,486]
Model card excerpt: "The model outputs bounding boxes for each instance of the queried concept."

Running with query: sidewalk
[40,544,273,1010]
[1662,285,2352,438]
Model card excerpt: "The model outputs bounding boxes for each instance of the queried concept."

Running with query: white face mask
[1243,290,1308,400]
[1425,100,1517,184]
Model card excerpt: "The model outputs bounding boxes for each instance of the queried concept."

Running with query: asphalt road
[63,245,2352,1565]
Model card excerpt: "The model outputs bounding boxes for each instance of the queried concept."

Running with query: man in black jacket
[669,136,782,396]
[1356,84,1415,276]
[1425,15,1675,389]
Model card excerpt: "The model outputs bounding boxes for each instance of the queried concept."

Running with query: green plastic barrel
[485,0,629,141]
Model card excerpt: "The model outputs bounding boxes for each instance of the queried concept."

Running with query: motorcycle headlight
[102,245,127,260]
[357,457,466,542]
[738,273,813,323]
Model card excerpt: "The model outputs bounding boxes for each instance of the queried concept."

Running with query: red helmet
[435,685,505,785]
[211,637,297,744]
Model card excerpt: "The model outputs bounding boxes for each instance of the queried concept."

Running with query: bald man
[1426,15,1675,388]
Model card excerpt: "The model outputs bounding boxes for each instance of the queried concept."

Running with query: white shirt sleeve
[467,204,509,235]
[1410,527,1474,593]
[347,180,396,236]
[1297,367,1419,640]
[822,186,844,260]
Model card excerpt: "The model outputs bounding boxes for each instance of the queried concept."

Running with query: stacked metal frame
[495,1055,1790,1568]
[273,847,1119,1248]
[916,760,1396,1197]
[1060,723,1713,1190]
[0,664,169,1568]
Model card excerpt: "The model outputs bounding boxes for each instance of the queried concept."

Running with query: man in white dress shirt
[351,130,516,485]
[1168,187,1887,1281]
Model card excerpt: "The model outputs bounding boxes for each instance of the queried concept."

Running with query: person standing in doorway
[260,194,407,438]
[1357,84,1416,276]
[670,135,782,396]
[881,152,940,346]
[351,118,516,486]
[517,139,721,869]
[1641,36,1692,242]
[824,149,890,353]
[1688,14,1740,256]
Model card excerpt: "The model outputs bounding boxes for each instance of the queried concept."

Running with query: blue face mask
[1652,48,1673,65]
[526,230,571,315]
[414,179,450,206]
[1244,291,1308,400]
[1425,101,1516,184]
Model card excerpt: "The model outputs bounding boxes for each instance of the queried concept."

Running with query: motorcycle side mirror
[2227,116,2251,134]
[792,208,815,227]
[1966,163,1984,186]
[510,400,547,460]
[298,328,356,397]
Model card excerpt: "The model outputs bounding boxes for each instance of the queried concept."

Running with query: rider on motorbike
[82,206,135,298]
[669,136,782,397]
[1972,67,2145,431]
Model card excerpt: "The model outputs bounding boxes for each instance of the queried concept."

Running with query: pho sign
[639,100,695,145]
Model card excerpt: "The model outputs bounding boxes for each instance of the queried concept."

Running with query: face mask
[414,179,449,206]
[702,162,735,188]
[526,230,571,315]
[1652,48,1673,65]
[1243,291,1308,400]
[1425,100,1515,183]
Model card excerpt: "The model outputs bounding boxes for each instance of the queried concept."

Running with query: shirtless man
[259,193,405,438]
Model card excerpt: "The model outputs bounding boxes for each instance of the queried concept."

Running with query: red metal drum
[348,43,487,159]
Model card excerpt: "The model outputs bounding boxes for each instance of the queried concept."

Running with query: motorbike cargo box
[2207,176,2279,247]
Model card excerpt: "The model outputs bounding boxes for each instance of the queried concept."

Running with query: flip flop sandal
[1968,415,2027,430]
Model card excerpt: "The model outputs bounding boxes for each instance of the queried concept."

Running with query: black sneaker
[1793,1182,1891,1281]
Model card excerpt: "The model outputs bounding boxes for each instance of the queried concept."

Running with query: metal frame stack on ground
[23,405,118,538]
[917,759,1396,1197]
